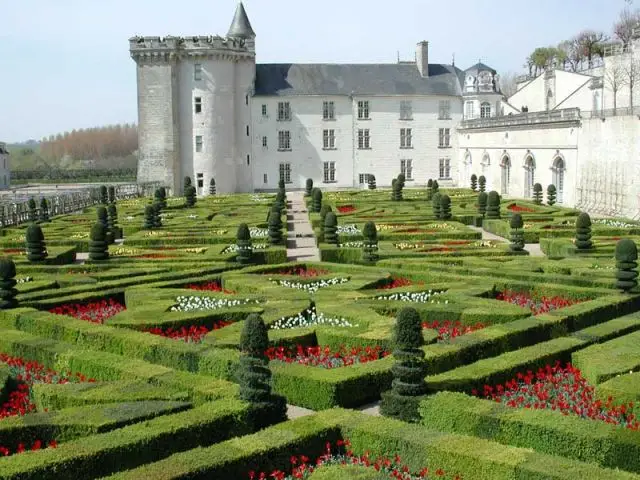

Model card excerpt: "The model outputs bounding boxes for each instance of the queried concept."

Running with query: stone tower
[129,2,256,195]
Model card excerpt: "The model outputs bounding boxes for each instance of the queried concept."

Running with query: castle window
[279,163,292,184]
[400,128,412,148]
[439,100,451,120]
[263,173,268,184]
[262,136,268,148]
[400,159,413,180]
[277,102,291,121]
[323,162,336,183]
[194,64,202,81]
[400,101,413,120]
[357,129,370,149]
[246,125,250,136]
[245,95,249,106]
[247,154,250,165]
[323,129,336,149]
[439,158,451,179]
[195,135,203,153]
[278,131,291,151]
[464,101,474,119]
[358,173,370,185]
[194,97,202,114]
[197,172,204,188]
[261,104,267,117]
[480,102,491,118]
[357,101,370,120]
[322,101,335,120]
[438,128,451,148]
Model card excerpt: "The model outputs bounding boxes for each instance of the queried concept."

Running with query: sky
[0,0,633,143]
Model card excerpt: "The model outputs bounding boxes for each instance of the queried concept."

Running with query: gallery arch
[523,154,536,198]
[500,155,511,195]
[463,152,472,184]
[552,156,565,203]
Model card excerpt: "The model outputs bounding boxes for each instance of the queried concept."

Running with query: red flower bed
[507,204,535,213]
[145,321,232,343]
[3,249,23,254]
[264,266,329,278]
[337,205,357,214]
[444,240,471,246]
[0,439,58,457]
[473,362,639,430]
[422,320,486,342]
[49,298,126,324]
[248,439,460,479]
[265,345,389,369]
[496,290,580,315]
[185,281,235,294]
[135,253,175,259]
[377,277,414,290]
[419,247,453,253]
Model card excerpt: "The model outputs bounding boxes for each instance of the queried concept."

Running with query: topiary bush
[477,192,488,217]
[479,175,486,193]
[390,179,397,201]
[533,183,543,205]
[440,194,452,220]
[392,176,404,201]
[278,179,285,190]
[108,203,122,240]
[470,174,478,191]
[547,184,557,206]
[305,178,313,197]
[362,221,378,264]
[318,204,332,243]
[236,223,252,265]
[185,185,196,208]
[397,173,406,190]
[380,307,427,423]
[38,198,49,223]
[99,185,108,205]
[0,258,18,310]
[238,314,287,428]
[268,206,282,245]
[143,205,155,230]
[368,174,376,190]
[26,224,47,262]
[97,206,113,245]
[615,239,638,293]
[431,192,442,219]
[312,188,322,213]
[27,198,37,223]
[88,222,109,261]
[184,176,192,192]
[509,213,525,252]
[275,190,286,213]
[324,212,339,245]
[108,186,116,204]
[209,178,216,196]
[426,179,433,201]
[486,191,501,219]
[432,180,439,195]
[575,212,593,250]
[158,187,167,209]
[152,201,163,228]
[154,188,163,206]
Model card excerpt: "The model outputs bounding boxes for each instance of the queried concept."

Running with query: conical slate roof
[227,2,256,38]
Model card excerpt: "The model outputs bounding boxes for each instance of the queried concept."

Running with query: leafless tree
[558,40,582,72]
[573,30,608,68]
[604,61,628,113]
[622,53,640,107]
[614,7,640,48]
[499,71,518,97]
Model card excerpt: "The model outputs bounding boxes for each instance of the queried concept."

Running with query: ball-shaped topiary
[470,174,478,191]
[486,191,501,219]
[431,192,442,219]
[236,223,253,265]
[26,224,47,262]
[368,174,376,190]
[143,205,155,230]
[615,239,638,292]
[439,194,452,220]
[209,178,216,196]
[108,186,116,204]
[268,207,283,245]
[533,183,543,205]
[305,178,313,196]
[88,222,109,261]
[185,185,197,208]
[547,184,557,206]
[575,212,592,250]
[362,221,378,264]
[238,314,287,428]
[38,198,49,223]
[477,192,488,217]
[0,258,18,310]
[478,175,486,193]
[312,188,322,213]
[99,185,108,204]
[27,198,37,223]
[509,213,525,251]
[324,212,339,245]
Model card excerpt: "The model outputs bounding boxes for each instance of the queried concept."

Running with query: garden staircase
[286,191,320,262]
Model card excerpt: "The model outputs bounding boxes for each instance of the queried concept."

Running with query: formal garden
[1,176,640,479]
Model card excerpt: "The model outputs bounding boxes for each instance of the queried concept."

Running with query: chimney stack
[416,41,429,78]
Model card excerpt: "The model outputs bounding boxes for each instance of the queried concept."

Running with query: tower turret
[228,2,256,39]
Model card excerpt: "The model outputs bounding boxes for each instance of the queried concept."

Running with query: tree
[26,224,47,262]
[499,72,518,97]
[509,213,525,252]
[533,183,543,205]
[547,185,557,206]
[324,212,338,245]
[209,178,216,196]
[236,223,252,265]
[615,239,638,292]
[605,61,628,113]
[557,40,582,72]
[368,174,376,190]
[0,258,18,310]
[312,188,322,213]
[622,53,640,108]
[575,213,593,250]
[486,191,501,219]
[440,194,452,220]
[305,178,313,197]
[185,186,197,208]
[88,222,109,261]
[38,198,49,223]
[478,175,486,193]
[477,192,488,217]
[574,30,608,68]
[362,221,378,264]
[614,7,640,49]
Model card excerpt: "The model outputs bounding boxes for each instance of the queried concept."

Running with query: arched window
[462,152,472,185]
[552,156,565,203]
[592,91,601,113]
[480,102,491,118]
[500,155,511,195]
[481,153,490,183]
[524,155,536,198]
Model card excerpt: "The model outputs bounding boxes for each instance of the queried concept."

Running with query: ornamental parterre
[495,290,581,315]
[375,290,447,303]
[270,309,357,330]
[49,298,126,324]
[169,295,260,312]
[221,243,268,254]
[269,277,350,294]
[265,345,388,368]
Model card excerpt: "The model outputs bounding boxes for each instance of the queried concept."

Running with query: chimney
[416,41,429,77]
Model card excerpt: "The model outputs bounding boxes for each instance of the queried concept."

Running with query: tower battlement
[129,35,254,62]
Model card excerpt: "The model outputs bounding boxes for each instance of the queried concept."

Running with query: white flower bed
[250,194,270,203]
[170,295,260,312]
[70,233,89,239]
[270,277,349,294]
[16,277,33,284]
[341,241,364,248]
[270,310,357,329]
[249,227,269,238]
[594,219,637,228]
[125,216,135,221]
[337,224,360,235]
[473,240,498,248]
[375,290,447,304]
[186,214,198,219]
[221,243,268,254]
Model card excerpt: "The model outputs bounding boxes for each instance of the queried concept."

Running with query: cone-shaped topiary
[440,194,452,220]
[97,206,113,244]
[312,188,322,213]
[432,180,439,195]
[236,223,252,265]
[380,307,427,422]
[533,183,543,205]
[324,212,339,245]
[575,212,592,250]
[108,186,116,204]
[209,178,216,196]
[99,185,108,204]
[470,174,478,191]
[26,224,47,262]
[0,258,18,309]
[397,173,406,190]
[615,239,638,292]
[305,178,313,196]
[38,198,49,223]
[88,222,109,261]
[432,192,442,219]
[107,203,121,240]
[27,198,37,223]
[317,204,332,243]
[152,201,163,228]
[547,184,557,206]
[368,174,376,190]
[143,205,155,230]
[275,190,286,212]
[184,176,192,191]
[509,213,525,251]
[426,179,433,200]
[477,192,488,217]
[479,175,486,193]
[362,221,378,264]
[185,185,196,208]
[268,206,282,245]
[391,179,397,201]
[486,191,501,219]
[238,313,287,428]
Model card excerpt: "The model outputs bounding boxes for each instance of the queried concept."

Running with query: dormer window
[480,102,491,118]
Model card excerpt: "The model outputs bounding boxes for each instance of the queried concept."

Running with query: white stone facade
[0,143,10,190]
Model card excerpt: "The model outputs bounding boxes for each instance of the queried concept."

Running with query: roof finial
[227,2,256,38]
[452,53,455,67]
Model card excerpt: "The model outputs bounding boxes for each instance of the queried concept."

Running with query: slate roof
[464,62,497,74]
[254,63,464,97]
[227,2,255,38]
